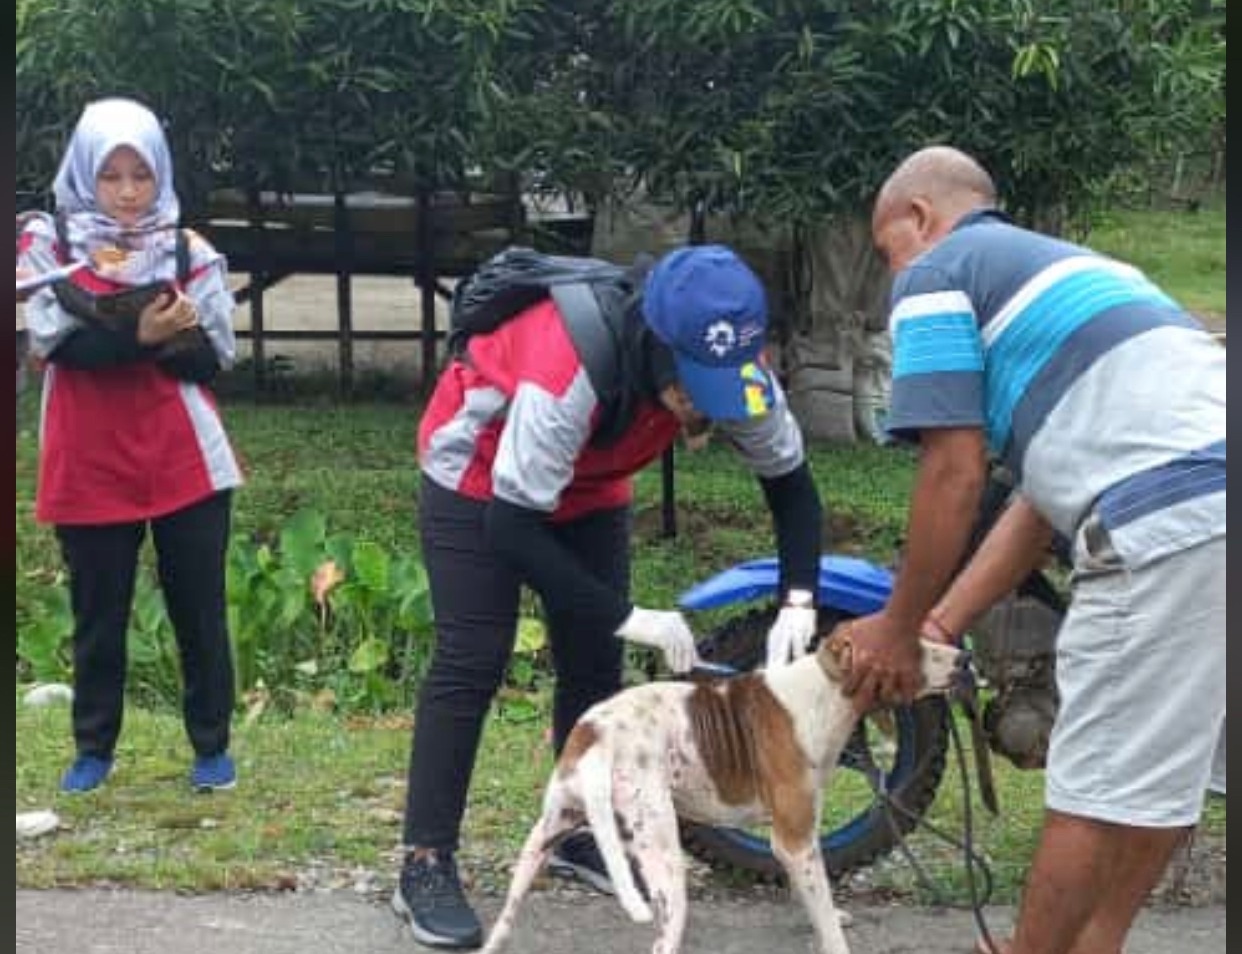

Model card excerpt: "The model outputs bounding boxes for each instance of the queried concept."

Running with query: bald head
[871,146,998,273]
[876,146,996,218]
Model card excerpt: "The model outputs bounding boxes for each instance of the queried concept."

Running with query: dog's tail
[578,747,653,924]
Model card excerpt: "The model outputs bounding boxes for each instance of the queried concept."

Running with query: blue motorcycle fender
[677,555,893,617]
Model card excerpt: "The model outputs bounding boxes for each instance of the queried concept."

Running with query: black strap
[174,228,190,285]
[551,282,619,400]
[54,211,69,264]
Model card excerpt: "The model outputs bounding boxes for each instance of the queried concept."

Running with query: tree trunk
[781,217,893,443]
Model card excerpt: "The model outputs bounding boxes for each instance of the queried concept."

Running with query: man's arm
[842,426,987,706]
[884,426,988,633]
[928,494,1055,640]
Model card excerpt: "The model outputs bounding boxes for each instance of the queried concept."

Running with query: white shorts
[1208,720,1226,796]
[1046,529,1225,827]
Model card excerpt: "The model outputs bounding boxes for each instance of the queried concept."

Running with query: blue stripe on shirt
[985,268,1178,451]
[892,312,983,379]
[885,370,985,441]
[1006,302,1199,476]
[1098,440,1226,529]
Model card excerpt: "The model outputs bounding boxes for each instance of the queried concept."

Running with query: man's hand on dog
[839,612,924,712]
[615,606,701,674]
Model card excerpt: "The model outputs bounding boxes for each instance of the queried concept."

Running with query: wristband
[921,611,956,643]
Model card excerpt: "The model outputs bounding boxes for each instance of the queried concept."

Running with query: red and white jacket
[418,299,805,520]
[19,217,243,526]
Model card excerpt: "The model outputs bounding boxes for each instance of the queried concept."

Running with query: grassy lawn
[1086,202,1226,322]
[15,686,1228,904]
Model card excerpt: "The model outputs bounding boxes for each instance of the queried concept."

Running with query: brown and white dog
[479,631,962,954]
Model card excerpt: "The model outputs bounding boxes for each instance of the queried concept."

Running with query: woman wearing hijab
[18,97,243,793]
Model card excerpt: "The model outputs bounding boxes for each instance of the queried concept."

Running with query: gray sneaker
[391,851,484,950]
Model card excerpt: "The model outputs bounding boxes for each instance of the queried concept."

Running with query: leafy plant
[15,506,438,716]
[16,582,73,685]
[225,508,436,713]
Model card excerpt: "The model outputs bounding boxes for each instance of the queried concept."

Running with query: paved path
[15,888,1226,953]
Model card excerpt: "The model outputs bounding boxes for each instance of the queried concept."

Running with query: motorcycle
[674,467,1068,881]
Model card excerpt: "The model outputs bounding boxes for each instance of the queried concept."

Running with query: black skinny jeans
[55,490,235,759]
[403,476,630,850]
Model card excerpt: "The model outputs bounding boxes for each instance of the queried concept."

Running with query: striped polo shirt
[885,208,1225,567]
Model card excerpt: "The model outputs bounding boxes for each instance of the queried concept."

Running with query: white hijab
[51,97,188,283]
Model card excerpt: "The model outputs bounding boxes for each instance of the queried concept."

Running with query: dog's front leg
[771,825,850,954]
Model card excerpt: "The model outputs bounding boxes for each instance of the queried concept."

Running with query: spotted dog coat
[480,634,962,954]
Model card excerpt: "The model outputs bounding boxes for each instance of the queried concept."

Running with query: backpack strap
[174,229,191,286]
[551,282,620,400]
[54,211,70,265]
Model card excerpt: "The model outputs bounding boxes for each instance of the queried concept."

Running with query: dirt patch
[631,500,873,554]
[1150,828,1227,907]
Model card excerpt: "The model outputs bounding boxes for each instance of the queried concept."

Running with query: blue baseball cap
[640,245,776,420]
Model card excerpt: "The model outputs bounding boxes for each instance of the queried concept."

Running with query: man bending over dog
[838,146,1225,954]
[395,245,825,949]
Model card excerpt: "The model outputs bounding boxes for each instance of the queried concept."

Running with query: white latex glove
[615,606,702,674]
[765,591,818,669]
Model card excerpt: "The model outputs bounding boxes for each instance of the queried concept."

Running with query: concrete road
[15,888,1226,954]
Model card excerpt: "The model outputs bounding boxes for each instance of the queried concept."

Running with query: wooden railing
[189,187,592,395]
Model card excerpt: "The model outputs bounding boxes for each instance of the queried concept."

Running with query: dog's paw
[836,909,853,929]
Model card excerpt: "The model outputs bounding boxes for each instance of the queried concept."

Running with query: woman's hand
[137,290,197,346]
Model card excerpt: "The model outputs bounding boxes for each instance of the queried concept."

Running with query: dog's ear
[818,623,854,681]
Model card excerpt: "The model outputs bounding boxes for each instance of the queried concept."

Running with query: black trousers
[403,476,629,850]
[55,490,235,759]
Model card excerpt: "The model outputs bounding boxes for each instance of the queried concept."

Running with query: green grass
[17,692,1226,903]
[1086,202,1226,321]
[15,693,556,891]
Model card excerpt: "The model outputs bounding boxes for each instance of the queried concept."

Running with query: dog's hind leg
[624,788,687,954]
[479,808,574,954]
[772,832,851,954]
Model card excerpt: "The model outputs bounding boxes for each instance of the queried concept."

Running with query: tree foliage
[16,0,1224,226]
[490,0,1225,227]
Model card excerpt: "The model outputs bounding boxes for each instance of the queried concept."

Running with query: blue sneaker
[60,754,113,793]
[190,753,236,791]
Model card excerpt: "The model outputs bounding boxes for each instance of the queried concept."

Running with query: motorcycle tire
[680,606,951,882]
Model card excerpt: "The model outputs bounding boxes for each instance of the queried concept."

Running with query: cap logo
[741,362,772,417]
[703,320,738,358]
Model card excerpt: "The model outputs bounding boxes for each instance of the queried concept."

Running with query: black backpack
[449,246,653,443]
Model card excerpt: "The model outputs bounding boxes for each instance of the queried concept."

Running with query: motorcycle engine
[969,593,1062,770]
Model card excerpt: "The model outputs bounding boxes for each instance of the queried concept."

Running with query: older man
[844,146,1225,954]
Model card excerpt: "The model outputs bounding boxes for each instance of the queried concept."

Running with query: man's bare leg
[992,811,1189,954]
[1064,819,1190,954]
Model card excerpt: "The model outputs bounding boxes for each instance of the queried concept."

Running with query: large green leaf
[348,637,390,674]
[280,509,328,579]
